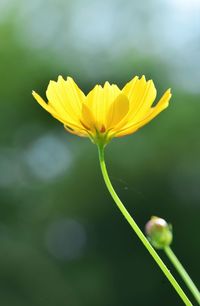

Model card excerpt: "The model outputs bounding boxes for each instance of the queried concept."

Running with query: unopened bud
[145,216,173,249]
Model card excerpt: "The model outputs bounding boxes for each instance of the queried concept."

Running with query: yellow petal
[106,94,129,129]
[116,89,171,137]
[135,80,157,115]
[32,90,86,134]
[64,125,88,137]
[66,76,85,101]
[109,78,156,132]
[86,82,121,129]
[32,90,65,123]
[122,76,139,97]
[123,76,149,114]
[85,85,103,130]
[32,90,51,112]
[81,103,96,131]
[126,79,157,123]
[58,76,85,112]
[46,76,85,124]
[103,81,121,108]
[123,76,146,112]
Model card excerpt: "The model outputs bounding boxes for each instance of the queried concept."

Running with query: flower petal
[86,82,121,129]
[64,124,88,137]
[46,76,85,124]
[106,94,129,129]
[85,85,103,130]
[58,76,85,111]
[32,90,52,112]
[103,81,121,109]
[125,79,157,124]
[32,90,86,135]
[32,90,66,123]
[81,103,96,132]
[116,89,171,137]
[122,75,139,97]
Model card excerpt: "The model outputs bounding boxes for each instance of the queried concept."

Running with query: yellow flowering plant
[33,75,194,305]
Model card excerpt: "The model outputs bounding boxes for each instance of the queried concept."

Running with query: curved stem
[97,145,192,306]
[164,246,200,304]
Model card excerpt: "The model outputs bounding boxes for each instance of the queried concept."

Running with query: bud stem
[97,145,192,305]
[164,246,200,304]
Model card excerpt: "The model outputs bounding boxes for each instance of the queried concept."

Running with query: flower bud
[145,216,173,249]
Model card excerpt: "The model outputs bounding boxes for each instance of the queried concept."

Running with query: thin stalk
[97,145,192,306]
[164,246,200,304]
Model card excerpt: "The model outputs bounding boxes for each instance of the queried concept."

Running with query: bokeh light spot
[23,133,72,181]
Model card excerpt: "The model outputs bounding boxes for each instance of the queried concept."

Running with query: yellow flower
[32,75,171,145]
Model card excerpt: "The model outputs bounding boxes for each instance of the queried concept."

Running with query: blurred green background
[0,0,199,305]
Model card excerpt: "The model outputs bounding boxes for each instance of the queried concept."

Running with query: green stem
[164,246,200,304]
[97,145,192,306]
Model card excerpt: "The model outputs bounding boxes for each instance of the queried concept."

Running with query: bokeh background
[0,0,200,305]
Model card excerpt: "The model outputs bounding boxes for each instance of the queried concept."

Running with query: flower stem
[164,246,200,304]
[97,145,192,306]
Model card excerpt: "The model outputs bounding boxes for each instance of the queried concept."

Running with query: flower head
[32,75,171,145]
[145,216,173,249]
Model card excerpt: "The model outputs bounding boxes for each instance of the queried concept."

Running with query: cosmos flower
[32,75,171,145]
